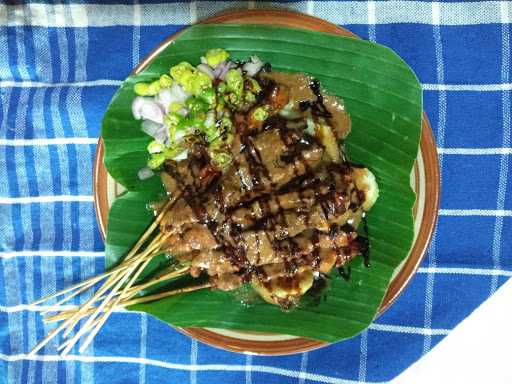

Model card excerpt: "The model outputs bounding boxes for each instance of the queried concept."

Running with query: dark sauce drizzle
[163,74,373,302]
[359,216,371,268]
[307,275,329,306]
[337,266,352,281]
[256,77,277,104]
[261,62,272,73]
[298,79,333,119]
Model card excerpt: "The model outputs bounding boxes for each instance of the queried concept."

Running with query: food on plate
[131,48,379,308]
[29,47,379,355]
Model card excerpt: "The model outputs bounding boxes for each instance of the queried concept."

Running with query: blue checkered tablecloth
[1,1,511,383]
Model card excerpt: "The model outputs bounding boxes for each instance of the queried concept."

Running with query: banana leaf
[101,24,422,342]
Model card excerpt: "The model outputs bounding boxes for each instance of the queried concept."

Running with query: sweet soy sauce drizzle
[163,69,372,306]
[337,266,352,281]
[298,79,333,119]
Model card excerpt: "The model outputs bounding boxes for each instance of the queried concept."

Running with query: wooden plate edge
[93,9,440,355]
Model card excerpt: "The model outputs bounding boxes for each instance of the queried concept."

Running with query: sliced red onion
[133,97,165,123]
[243,55,264,77]
[155,88,173,112]
[137,166,154,180]
[141,120,167,143]
[197,64,215,79]
[131,96,148,120]
[212,63,223,78]
[154,84,191,114]
[169,82,191,104]
[133,85,188,123]
[141,119,161,136]
[214,61,236,80]
[154,125,168,144]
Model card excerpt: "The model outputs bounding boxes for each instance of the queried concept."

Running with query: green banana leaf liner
[101,24,422,342]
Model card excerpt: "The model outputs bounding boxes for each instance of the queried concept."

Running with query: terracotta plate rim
[93,9,440,355]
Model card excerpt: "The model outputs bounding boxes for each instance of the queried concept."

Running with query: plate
[94,9,439,355]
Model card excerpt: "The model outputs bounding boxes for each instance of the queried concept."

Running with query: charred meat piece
[158,129,375,308]
[162,144,220,196]
[156,73,379,309]
[161,125,324,233]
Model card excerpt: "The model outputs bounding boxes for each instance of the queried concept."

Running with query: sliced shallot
[137,166,154,180]
[141,120,167,143]
[214,61,235,80]
[197,64,215,79]
[134,98,164,124]
[243,56,264,77]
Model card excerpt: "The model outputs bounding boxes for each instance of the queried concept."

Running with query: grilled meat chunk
[161,126,324,233]
[156,76,378,309]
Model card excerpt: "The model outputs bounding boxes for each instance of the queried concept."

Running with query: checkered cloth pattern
[1,1,511,383]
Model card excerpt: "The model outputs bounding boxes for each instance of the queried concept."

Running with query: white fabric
[392,278,512,383]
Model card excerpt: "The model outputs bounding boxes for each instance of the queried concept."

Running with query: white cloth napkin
[392,278,512,383]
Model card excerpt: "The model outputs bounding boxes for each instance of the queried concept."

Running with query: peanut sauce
[261,71,352,140]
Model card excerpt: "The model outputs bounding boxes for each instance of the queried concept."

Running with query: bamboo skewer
[55,281,210,354]
[40,246,168,314]
[60,270,126,339]
[31,194,179,308]
[56,282,212,353]
[121,283,211,306]
[61,231,166,339]
[125,265,191,295]
[57,316,103,353]
[60,265,138,355]
[37,261,142,310]
[30,279,210,356]
[78,255,157,353]
[31,274,104,306]
[59,234,166,354]
[39,279,102,315]
[43,266,191,323]
[28,194,187,356]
